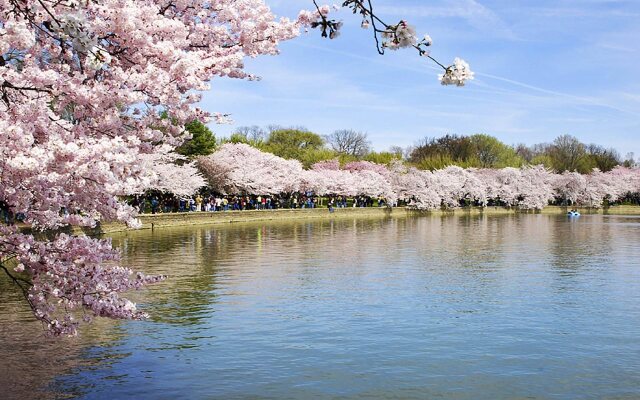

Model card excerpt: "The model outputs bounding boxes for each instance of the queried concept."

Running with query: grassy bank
[82,204,639,234]
[92,207,394,234]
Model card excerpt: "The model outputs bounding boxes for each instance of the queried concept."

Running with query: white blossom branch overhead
[309,0,475,86]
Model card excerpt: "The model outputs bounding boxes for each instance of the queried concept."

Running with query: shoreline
[82,205,640,234]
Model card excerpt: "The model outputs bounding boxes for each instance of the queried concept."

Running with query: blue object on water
[567,211,581,217]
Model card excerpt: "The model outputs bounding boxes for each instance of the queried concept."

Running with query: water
[2,214,640,399]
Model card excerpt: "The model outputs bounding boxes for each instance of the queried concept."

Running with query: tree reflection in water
[1,214,639,400]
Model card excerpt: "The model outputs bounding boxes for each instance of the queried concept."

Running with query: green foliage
[176,120,217,157]
[546,134,588,172]
[216,127,625,175]
[425,134,471,160]
[219,133,265,150]
[414,154,457,170]
[535,134,620,173]
[409,133,524,170]
[363,151,401,165]
[407,132,625,172]
[468,134,524,168]
[584,144,621,172]
[235,125,267,144]
[336,153,360,165]
[515,136,623,172]
[227,132,251,144]
[530,154,554,169]
[264,129,325,161]
[298,148,338,168]
[538,134,622,173]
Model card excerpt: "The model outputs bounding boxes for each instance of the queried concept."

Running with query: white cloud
[375,0,516,39]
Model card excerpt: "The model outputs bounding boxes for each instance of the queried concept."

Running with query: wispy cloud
[375,0,516,39]
[595,42,638,53]
[518,7,640,18]
[475,72,640,117]
[291,39,640,119]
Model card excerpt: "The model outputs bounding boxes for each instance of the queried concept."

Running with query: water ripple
[1,214,639,399]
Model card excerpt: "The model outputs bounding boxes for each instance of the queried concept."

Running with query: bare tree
[402,145,415,160]
[325,129,371,157]
[235,125,267,143]
[623,152,636,168]
[514,143,535,163]
[389,145,405,159]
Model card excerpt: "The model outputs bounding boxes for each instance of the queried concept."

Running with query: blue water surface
[2,214,639,399]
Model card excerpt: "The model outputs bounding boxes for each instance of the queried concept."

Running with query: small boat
[567,211,581,217]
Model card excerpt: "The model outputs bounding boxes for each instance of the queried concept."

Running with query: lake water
[1,214,640,399]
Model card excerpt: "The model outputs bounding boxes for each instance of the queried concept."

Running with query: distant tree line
[408,134,635,173]
[179,123,399,167]
[177,122,636,173]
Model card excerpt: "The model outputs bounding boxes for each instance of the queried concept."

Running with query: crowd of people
[129,192,391,214]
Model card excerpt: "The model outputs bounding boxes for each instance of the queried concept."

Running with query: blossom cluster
[0,0,319,335]
[439,58,475,86]
[337,1,472,85]
[381,21,417,50]
[198,144,640,210]
[135,145,207,197]
[0,226,165,336]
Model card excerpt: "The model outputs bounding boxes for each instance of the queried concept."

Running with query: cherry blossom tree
[1,0,474,336]
[582,169,621,207]
[306,168,358,197]
[306,161,355,196]
[0,0,326,335]
[311,159,341,171]
[607,166,640,200]
[473,166,558,210]
[434,166,486,208]
[554,171,588,206]
[196,145,639,212]
[136,145,206,197]
[308,159,395,202]
[553,169,627,208]
[393,165,442,210]
[198,143,304,194]
[351,170,395,202]
[473,167,521,207]
[343,160,390,176]
[517,165,557,210]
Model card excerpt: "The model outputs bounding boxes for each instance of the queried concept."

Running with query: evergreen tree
[177,120,217,157]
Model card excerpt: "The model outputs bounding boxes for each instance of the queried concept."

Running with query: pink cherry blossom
[0,0,324,335]
[198,145,640,212]
[197,143,304,195]
[136,146,206,197]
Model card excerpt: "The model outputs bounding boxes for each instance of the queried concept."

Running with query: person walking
[151,196,159,214]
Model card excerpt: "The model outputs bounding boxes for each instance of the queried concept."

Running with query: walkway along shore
[73,205,640,235]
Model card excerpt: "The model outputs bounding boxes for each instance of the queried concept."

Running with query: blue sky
[201,0,640,158]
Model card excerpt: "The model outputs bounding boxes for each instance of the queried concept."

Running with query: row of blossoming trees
[191,143,640,211]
